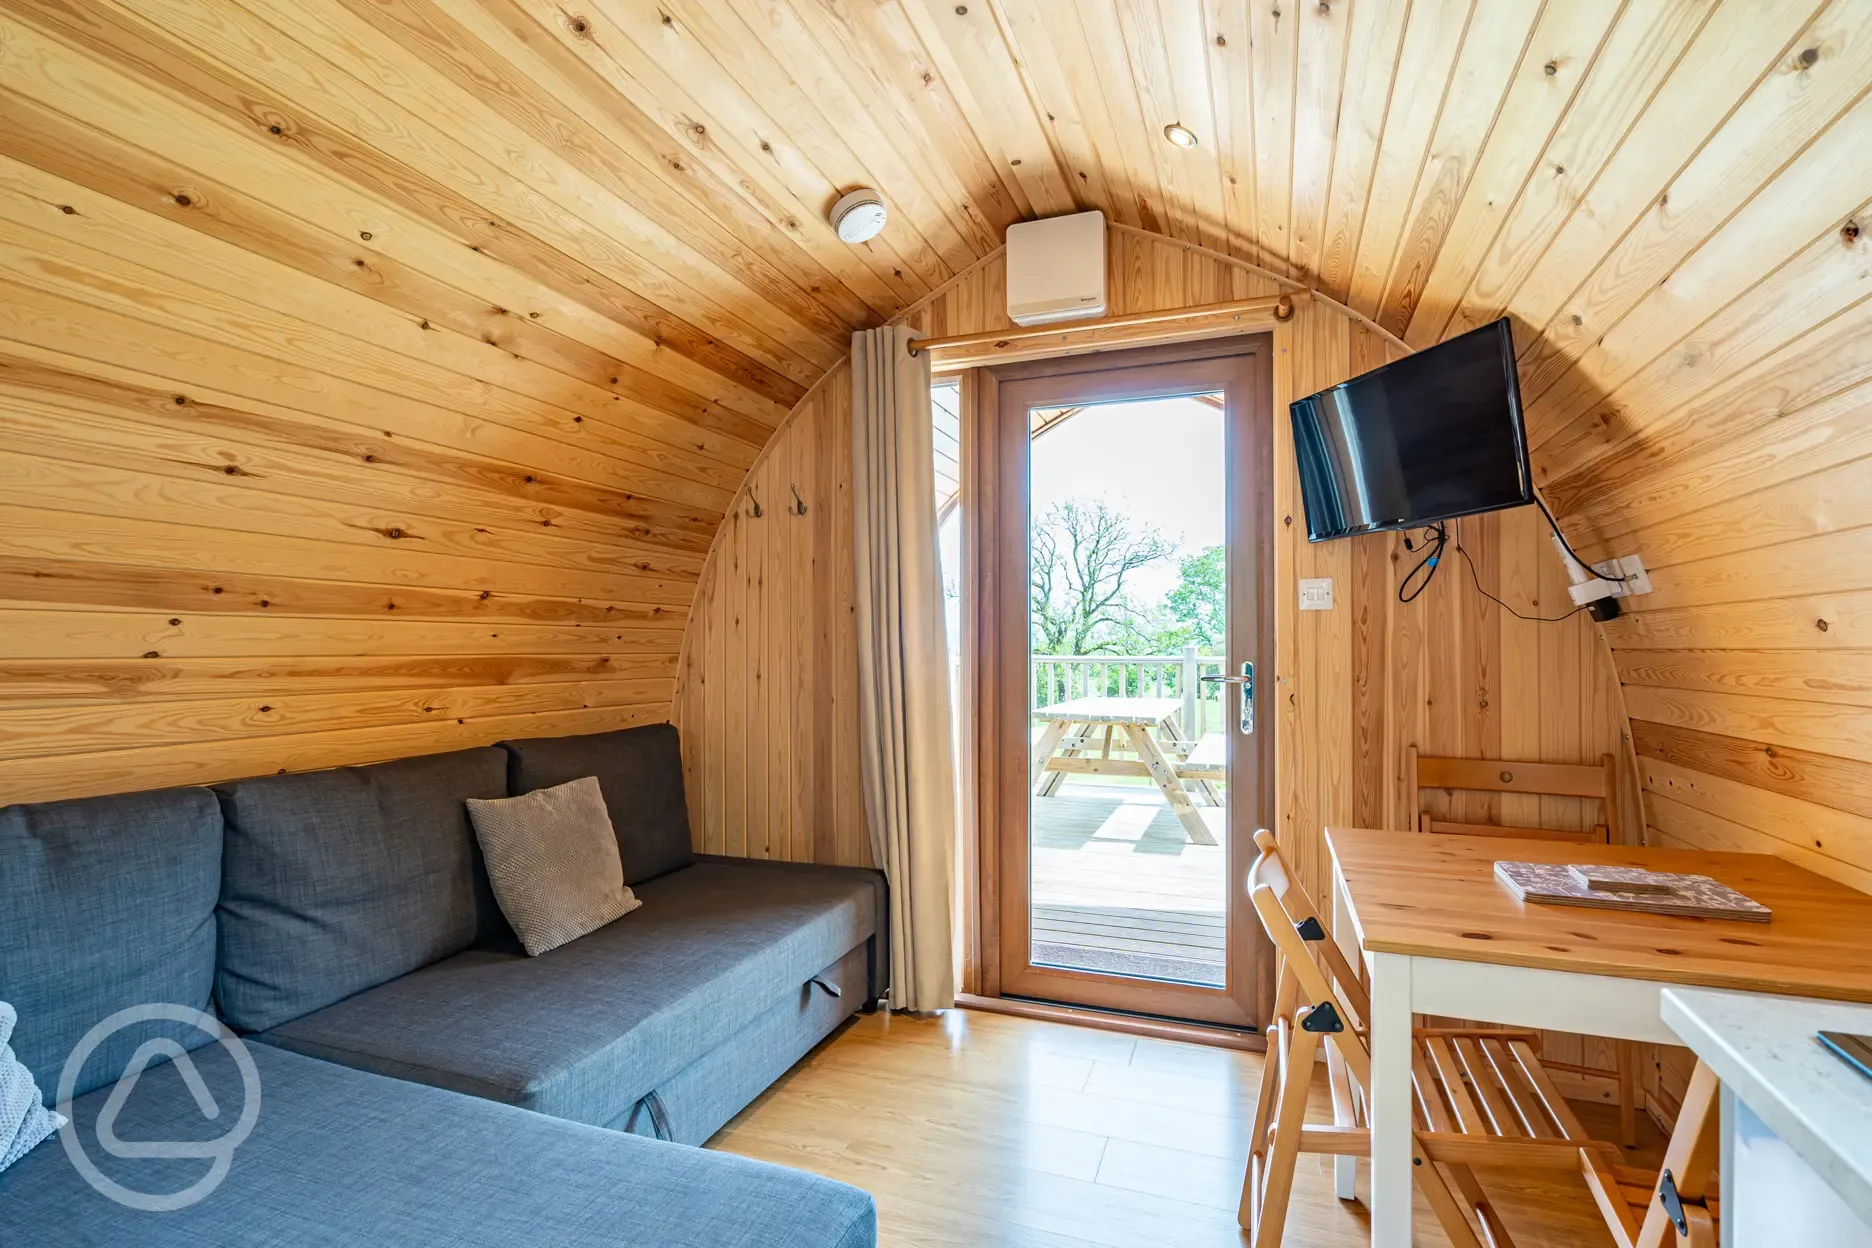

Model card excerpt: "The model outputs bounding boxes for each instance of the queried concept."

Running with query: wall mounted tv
[1290,318,1532,542]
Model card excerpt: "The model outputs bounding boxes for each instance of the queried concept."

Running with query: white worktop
[1661,987,1872,1228]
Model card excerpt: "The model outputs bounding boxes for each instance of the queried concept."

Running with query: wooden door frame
[959,335,1276,1029]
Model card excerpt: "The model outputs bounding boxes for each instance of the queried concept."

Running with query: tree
[1162,545,1226,649]
[1030,499,1175,655]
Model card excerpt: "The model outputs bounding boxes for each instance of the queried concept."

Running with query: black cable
[1453,538,1585,623]
[1535,495,1625,582]
[1396,522,1446,603]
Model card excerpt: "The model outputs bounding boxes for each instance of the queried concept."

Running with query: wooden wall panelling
[674,229,1638,902]
[0,0,1864,905]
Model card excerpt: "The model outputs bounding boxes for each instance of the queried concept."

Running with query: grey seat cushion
[500,723,696,884]
[0,787,222,1098]
[213,748,510,1034]
[0,1040,875,1248]
[259,860,880,1128]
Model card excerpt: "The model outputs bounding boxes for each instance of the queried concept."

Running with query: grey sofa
[0,725,882,1246]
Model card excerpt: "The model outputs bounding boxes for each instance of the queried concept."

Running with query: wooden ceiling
[2,0,1869,821]
[9,0,1865,517]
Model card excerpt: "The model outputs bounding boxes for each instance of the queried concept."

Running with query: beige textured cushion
[465,776,641,956]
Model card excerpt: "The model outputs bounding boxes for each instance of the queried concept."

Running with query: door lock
[1200,662,1256,735]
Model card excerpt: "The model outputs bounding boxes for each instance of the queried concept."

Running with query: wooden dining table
[1326,827,1872,1248]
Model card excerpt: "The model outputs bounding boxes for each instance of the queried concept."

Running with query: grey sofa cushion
[259,860,878,1128]
[213,748,509,1034]
[500,724,696,884]
[0,787,222,1098]
[0,1040,876,1248]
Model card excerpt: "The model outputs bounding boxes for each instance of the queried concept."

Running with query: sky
[1028,394,1226,604]
[935,392,1227,653]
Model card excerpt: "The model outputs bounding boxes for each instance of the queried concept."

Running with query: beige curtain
[851,326,957,1013]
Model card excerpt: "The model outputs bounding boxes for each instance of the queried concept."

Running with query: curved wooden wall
[673,228,1641,898]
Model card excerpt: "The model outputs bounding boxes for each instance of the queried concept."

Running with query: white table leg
[1331,868,1359,1202]
[1367,951,1414,1248]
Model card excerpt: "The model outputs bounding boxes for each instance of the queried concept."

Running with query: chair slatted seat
[1240,829,1623,1248]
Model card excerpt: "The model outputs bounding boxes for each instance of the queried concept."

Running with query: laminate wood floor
[711,1008,1665,1247]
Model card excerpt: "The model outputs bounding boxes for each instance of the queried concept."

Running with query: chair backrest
[1246,830,1373,1081]
[1407,746,1619,843]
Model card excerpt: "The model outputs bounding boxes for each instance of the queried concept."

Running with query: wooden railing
[1032,644,1226,737]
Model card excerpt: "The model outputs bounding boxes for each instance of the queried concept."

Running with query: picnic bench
[1030,696,1222,845]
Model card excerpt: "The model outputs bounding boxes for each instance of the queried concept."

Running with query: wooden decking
[1030,789,1227,987]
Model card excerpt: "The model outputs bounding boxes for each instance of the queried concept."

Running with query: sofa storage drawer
[613,942,868,1146]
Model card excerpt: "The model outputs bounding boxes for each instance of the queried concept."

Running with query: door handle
[1200,662,1256,735]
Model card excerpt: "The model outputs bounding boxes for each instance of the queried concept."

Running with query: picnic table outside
[1029,695,1223,845]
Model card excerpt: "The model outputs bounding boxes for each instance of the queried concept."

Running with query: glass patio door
[985,338,1274,1029]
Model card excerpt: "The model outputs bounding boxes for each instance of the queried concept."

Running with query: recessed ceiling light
[831,188,888,244]
[1163,122,1198,149]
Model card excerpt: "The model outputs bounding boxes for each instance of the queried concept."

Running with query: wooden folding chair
[1408,746,1642,1146]
[1579,1061,1721,1248]
[1408,746,1622,844]
[1240,829,1624,1248]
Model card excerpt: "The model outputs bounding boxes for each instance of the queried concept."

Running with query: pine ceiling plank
[1311,0,1410,301]
[1602,590,1872,651]
[0,284,734,514]
[1575,452,1872,573]
[1641,755,1872,882]
[1285,0,1353,288]
[1343,0,1475,319]
[901,0,1074,220]
[1431,0,1729,345]
[1148,0,1231,254]
[676,0,992,270]
[0,607,681,660]
[493,0,927,312]
[0,387,715,566]
[0,160,770,471]
[789,0,1029,239]
[0,11,795,425]
[1373,0,1545,338]
[1629,527,1872,617]
[1515,0,1872,411]
[350,0,882,332]
[0,349,721,552]
[204,0,837,380]
[1070,0,1176,237]
[0,702,672,807]
[1532,178,1872,474]
[1626,684,1872,767]
[994,0,1118,218]
[1619,650,1872,711]
[1549,304,1872,532]
[0,421,706,585]
[0,653,675,707]
[1466,0,1822,344]
[0,677,672,760]
[1199,0,1259,264]
[0,91,780,441]
[1245,0,1299,275]
[1106,0,1204,245]
[1400,0,1646,348]
[0,496,693,610]
[0,224,751,501]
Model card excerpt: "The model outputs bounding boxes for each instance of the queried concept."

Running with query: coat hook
[748,488,763,518]
[789,484,808,515]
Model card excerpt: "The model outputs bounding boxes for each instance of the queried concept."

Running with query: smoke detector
[831,188,887,243]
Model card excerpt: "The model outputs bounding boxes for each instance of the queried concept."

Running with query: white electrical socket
[1298,577,1334,611]
[1591,554,1652,597]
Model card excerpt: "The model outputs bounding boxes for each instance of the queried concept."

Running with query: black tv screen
[1290,318,1532,542]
